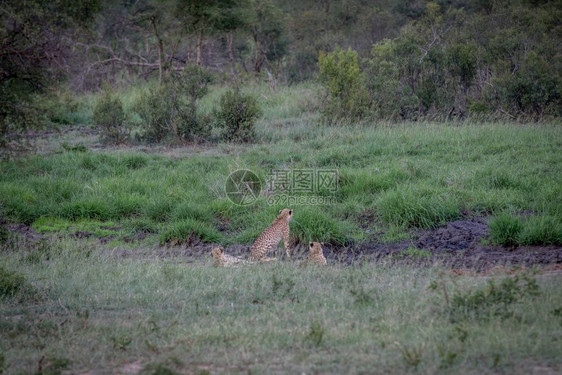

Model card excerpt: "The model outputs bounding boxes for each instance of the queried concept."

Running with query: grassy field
[1,83,562,373]
[1,118,561,247]
[1,238,562,374]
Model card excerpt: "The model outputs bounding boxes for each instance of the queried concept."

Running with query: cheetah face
[211,247,223,259]
[309,242,322,255]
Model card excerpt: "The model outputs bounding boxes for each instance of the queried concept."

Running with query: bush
[214,89,262,143]
[317,47,370,122]
[134,66,212,143]
[93,86,127,144]
[489,214,523,246]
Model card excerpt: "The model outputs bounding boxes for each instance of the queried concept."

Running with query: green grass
[1,120,562,246]
[490,214,562,246]
[1,239,561,373]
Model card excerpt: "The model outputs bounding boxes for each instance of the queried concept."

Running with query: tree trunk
[196,32,202,65]
[151,17,164,85]
[252,29,263,73]
[227,31,235,77]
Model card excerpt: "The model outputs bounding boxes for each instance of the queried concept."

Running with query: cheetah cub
[211,246,244,267]
[250,208,293,261]
[301,242,327,267]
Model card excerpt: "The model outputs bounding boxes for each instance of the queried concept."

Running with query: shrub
[214,89,262,143]
[92,86,127,144]
[318,47,370,122]
[489,214,523,246]
[134,67,212,143]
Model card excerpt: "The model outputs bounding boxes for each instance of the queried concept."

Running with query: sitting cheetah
[211,246,244,267]
[300,242,327,267]
[250,208,293,261]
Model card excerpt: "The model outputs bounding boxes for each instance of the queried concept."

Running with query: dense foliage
[320,1,561,121]
[134,66,213,143]
[1,0,560,153]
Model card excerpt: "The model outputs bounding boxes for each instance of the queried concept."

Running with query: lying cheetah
[211,246,244,267]
[250,208,293,261]
[300,242,327,267]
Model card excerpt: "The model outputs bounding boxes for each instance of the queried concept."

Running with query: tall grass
[1,121,562,245]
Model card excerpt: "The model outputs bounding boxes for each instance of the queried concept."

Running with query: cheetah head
[278,208,293,222]
[211,246,223,259]
[309,242,323,255]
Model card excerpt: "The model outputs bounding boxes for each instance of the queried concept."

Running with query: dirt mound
[416,217,488,252]
[320,217,562,271]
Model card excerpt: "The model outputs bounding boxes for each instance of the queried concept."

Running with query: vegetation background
[1,0,562,373]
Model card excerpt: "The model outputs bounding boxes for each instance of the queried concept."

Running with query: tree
[239,0,288,73]
[0,0,101,158]
[175,0,243,66]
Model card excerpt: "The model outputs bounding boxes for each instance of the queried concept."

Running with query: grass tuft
[0,266,33,300]
[378,184,461,229]
[489,214,523,246]
[519,215,562,246]
[159,219,222,244]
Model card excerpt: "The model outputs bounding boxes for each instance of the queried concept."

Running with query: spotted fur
[250,208,293,261]
[301,242,327,267]
[211,246,244,267]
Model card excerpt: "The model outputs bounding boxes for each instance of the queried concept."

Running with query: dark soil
[3,216,561,272]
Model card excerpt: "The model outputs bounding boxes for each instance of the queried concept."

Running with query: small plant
[37,356,71,375]
[214,89,262,143]
[305,320,326,347]
[350,285,375,306]
[400,343,423,368]
[449,274,539,322]
[93,86,127,144]
[489,213,523,246]
[60,142,88,153]
[399,247,432,258]
[0,266,30,299]
[111,334,132,350]
[270,274,296,299]
[437,345,458,369]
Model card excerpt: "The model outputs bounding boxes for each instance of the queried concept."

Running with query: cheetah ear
[279,209,282,214]
[309,242,313,247]
[289,210,292,215]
